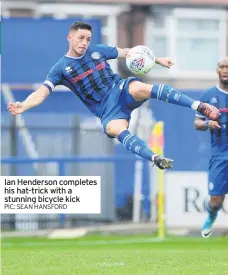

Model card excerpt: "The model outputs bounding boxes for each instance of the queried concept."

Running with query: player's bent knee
[128,81,152,101]
[106,119,129,138]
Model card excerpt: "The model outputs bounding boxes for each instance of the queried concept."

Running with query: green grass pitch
[2,234,228,275]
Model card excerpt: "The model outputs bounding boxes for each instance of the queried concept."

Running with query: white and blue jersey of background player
[196,86,228,196]
[43,44,143,137]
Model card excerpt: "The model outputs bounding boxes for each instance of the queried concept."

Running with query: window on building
[146,8,227,77]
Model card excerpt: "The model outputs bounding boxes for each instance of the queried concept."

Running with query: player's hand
[208,120,221,129]
[156,57,174,69]
[152,155,174,170]
[7,102,25,115]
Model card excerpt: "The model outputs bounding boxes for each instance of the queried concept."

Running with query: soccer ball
[126,45,156,76]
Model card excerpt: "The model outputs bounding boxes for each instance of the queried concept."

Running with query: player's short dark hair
[69,21,92,32]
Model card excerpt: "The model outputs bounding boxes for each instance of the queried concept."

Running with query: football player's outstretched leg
[104,80,220,169]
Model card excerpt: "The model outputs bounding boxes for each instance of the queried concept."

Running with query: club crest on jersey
[91,52,100,60]
[211,97,217,104]
[65,66,72,73]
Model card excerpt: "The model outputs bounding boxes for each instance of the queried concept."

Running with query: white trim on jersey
[216,85,228,95]
[44,80,55,91]
[65,54,85,60]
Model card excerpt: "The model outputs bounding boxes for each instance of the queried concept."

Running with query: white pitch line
[2,237,162,248]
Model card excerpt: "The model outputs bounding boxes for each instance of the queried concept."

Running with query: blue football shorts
[208,157,228,196]
[100,77,147,138]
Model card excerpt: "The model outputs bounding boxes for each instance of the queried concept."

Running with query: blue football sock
[151,84,200,110]
[118,130,154,161]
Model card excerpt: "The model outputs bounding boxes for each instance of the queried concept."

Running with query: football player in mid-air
[8,21,220,170]
[195,57,228,238]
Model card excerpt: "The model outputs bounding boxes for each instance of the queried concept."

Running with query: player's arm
[116,48,131,58]
[155,57,174,69]
[8,63,62,115]
[8,85,50,115]
[194,116,209,131]
[117,48,173,68]
[194,91,221,131]
[194,116,221,131]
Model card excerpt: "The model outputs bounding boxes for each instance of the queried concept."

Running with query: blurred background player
[195,57,228,238]
[7,21,220,170]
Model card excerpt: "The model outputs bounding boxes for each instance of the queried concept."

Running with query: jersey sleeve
[43,63,62,92]
[195,91,210,118]
[96,44,119,60]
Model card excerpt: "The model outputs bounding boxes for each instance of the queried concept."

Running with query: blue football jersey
[43,44,121,117]
[196,85,228,157]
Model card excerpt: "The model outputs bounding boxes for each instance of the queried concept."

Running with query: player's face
[68,29,92,56]
[217,59,228,85]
